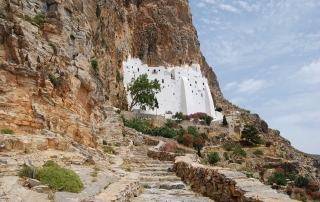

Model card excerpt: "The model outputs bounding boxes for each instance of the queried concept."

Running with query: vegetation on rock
[0,128,14,134]
[222,115,228,126]
[25,14,47,25]
[241,124,263,145]
[267,172,287,186]
[91,60,98,71]
[207,152,221,164]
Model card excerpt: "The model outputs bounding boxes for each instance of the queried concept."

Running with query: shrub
[223,152,229,160]
[207,152,220,165]
[0,128,14,134]
[241,124,263,145]
[18,166,33,178]
[224,143,235,151]
[295,176,309,188]
[187,126,199,138]
[96,4,101,17]
[257,167,265,177]
[70,34,76,40]
[0,9,5,19]
[232,147,246,159]
[205,116,213,126]
[275,167,285,174]
[222,115,228,126]
[25,14,47,25]
[103,145,115,154]
[265,141,273,147]
[165,119,177,128]
[48,73,62,88]
[182,134,194,147]
[267,172,287,186]
[91,60,98,70]
[36,162,84,193]
[215,107,223,112]
[173,112,187,121]
[253,149,264,156]
[193,137,203,157]
[161,141,178,153]
[137,50,144,59]
[43,160,59,168]
[287,173,296,181]
[311,192,320,199]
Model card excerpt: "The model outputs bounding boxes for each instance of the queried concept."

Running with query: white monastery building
[123,56,220,119]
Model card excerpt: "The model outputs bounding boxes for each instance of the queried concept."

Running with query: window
[195,81,197,84]
[190,84,192,86]
[162,79,164,83]
[138,68,139,72]
[173,93,175,95]
[201,93,203,97]
[132,66,133,68]
[203,83,204,85]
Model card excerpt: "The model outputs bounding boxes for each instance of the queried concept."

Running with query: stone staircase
[130,145,213,202]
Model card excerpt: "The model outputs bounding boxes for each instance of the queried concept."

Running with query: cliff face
[0,0,224,146]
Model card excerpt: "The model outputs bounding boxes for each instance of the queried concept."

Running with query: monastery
[123,56,221,120]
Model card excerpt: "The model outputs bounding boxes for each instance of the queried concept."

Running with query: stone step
[139,167,170,172]
[140,181,187,190]
[132,191,212,202]
[143,163,173,167]
[138,171,176,176]
[139,175,181,182]
[94,173,140,202]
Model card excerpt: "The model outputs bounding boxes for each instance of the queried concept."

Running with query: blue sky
[189,0,320,154]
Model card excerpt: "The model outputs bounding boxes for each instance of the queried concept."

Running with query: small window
[173,93,175,95]
[203,83,204,85]
[195,81,197,84]
[162,79,164,83]
[148,69,149,71]
[178,72,180,74]
[192,90,193,93]
[138,68,139,72]
[201,93,203,97]
[159,69,160,72]
[132,66,133,68]
[190,84,192,86]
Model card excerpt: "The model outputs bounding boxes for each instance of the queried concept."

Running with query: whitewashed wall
[123,56,218,119]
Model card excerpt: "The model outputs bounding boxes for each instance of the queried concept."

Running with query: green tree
[295,176,309,188]
[241,124,263,144]
[127,74,161,111]
[222,115,228,126]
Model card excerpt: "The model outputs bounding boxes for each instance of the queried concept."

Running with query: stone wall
[148,142,297,202]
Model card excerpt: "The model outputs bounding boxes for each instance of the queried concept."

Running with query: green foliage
[205,116,213,126]
[127,74,161,111]
[287,173,297,181]
[241,124,263,144]
[25,14,48,25]
[115,109,121,114]
[178,58,182,65]
[18,166,33,178]
[70,34,76,40]
[96,4,101,17]
[103,145,115,154]
[0,128,14,134]
[232,147,247,159]
[172,112,187,120]
[102,140,108,145]
[137,50,144,58]
[215,107,223,112]
[207,152,220,165]
[223,152,229,160]
[116,70,123,83]
[267,172,287,186]
[295,176,309,188]
[224,143,235,151]
[165,119,177,128]
[91,60,98,71]
[0,63,3,69]
[187,126,199,138]
[43,160,59,168]
[48,73,62,88]
[253,149,264,156]
[36,162,84,193]
[222,115,228,126]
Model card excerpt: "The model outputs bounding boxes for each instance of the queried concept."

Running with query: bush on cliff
[267,172,287,186]
[207,152,220,165]
[0,128,14,134]
[241,124,263,145]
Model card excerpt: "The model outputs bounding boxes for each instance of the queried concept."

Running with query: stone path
[130,145,213,202]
